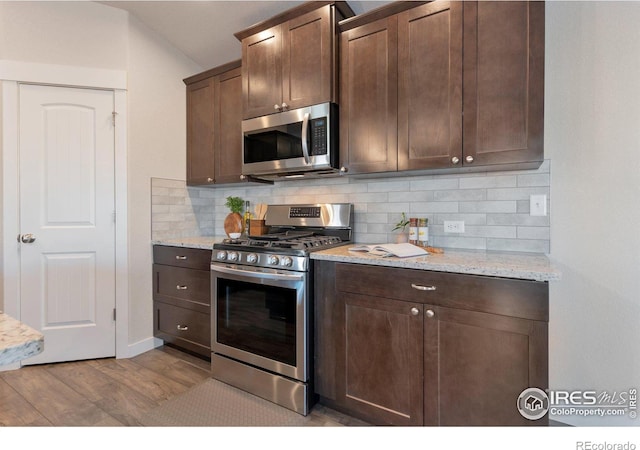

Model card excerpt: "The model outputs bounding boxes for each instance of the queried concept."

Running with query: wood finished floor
[0,345,366,427]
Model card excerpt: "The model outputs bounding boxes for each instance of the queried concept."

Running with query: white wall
[126,15,201,344]
[0,1,202,350]
[546,1,640,426]
[0,1,128,69]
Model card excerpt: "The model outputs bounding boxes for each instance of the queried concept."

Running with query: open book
[348,243,428,258]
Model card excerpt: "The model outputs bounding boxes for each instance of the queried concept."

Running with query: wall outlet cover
[444,220,465,233]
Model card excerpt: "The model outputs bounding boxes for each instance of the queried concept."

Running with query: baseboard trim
[124,336,164,359]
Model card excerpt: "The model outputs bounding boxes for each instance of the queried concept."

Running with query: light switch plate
[530,194,547,216]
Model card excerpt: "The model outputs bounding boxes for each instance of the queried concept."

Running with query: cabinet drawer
[334,263,548,321]
[154,301,210,357]
[153,264,210,313]
[153,245,212,270]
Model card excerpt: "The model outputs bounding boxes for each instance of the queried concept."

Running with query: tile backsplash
[152,160,550,253]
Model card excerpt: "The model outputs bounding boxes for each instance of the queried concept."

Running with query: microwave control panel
[310,118,328,155]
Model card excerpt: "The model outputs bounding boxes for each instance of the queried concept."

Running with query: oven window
[216,278,297,366]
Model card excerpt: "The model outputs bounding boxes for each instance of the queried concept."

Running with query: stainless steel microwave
[241,102,340,180]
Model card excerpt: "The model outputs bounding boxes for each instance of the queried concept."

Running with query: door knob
[18,234,36,244]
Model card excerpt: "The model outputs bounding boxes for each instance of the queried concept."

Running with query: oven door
[211,263,308,382]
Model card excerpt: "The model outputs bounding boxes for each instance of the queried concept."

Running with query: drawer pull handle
[175,256,188,260]
[176,325,189,331]
[176,285,188,290]
[411,283,436,291]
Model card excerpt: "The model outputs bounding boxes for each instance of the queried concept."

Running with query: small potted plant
[392,212,410,243]
[224,196,244,238]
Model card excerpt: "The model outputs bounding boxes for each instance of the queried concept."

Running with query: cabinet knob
[410,307,420,316]
[274,104,281,111]
[425,309,435,318]
[340,166,349,173]
[176,285,188,290]
[207,177,213,183]
[281,102,289,110]
[451,156,460,164]
[465,155,474,163]
[176,325,189,331]
[240,174,247,181]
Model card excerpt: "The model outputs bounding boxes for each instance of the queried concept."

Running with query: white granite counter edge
[0,313,45,366]
[152,236,224,250]
[311,246,561,282]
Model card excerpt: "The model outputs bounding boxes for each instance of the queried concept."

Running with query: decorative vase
[394,232,409,244]
[224,212,244,237]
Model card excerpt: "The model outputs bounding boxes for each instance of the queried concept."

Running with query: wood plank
[0,376,52,426]
[88,358,192,403]
[0,365,122,426]
[131,348,211,389]
[44,360,160,426]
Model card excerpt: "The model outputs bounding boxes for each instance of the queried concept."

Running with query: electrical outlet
[530,194,547,216]
[444,220,465,233]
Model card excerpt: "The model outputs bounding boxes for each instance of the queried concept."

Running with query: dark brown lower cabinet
[314,260,549,426]
[153,245,212,358]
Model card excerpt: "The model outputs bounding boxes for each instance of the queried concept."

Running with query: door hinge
[112,111,118,127]
[113,308,116,321]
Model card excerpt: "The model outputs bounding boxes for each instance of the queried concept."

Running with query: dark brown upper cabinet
[339,14,399,174]
[398,1,463,171]
[339,0,544,175]
[184,60,243,186]
[235,1,354,120]
[463,1,545,168]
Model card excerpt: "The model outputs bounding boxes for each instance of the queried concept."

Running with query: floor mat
[140,378,315,426]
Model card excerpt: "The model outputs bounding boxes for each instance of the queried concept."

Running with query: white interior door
[19,84,116,365]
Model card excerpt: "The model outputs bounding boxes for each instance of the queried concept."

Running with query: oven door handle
[212,265,305,282]
[301,112,311,165]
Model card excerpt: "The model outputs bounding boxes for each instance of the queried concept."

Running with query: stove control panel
[213,250,307,272]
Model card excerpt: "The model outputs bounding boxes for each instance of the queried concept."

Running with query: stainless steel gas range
[210,203,353,415]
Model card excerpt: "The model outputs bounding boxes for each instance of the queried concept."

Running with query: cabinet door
[214,67,243,184]
[339,293,424,426]
[241,25,283,119]
[462,1,544,167]
[424,304,548,426]
[186,78,215,185]
[398,1,463,170]
[282,5,333,110]
[340,16,398,174]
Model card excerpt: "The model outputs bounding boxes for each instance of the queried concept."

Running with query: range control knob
[267,255,279,266]
[246,253,258,264]
[281,256,293,267]
[216,251,227,261]
[227,251,239,262]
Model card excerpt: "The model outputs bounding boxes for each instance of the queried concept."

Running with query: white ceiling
[100,1,392,69]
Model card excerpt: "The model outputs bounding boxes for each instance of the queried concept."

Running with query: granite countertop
[151,236,224,250]
[311,245,561,282]
[0,312,44,365]
[151,237,560,282]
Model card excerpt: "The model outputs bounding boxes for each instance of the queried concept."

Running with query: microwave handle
[301,112,311,165]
